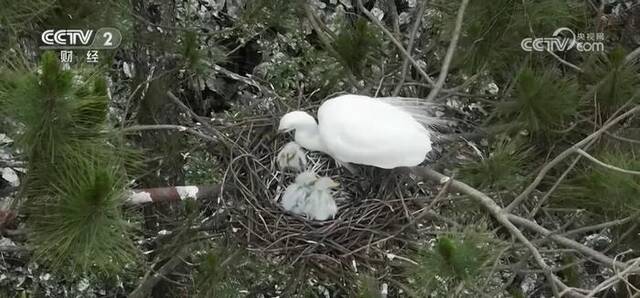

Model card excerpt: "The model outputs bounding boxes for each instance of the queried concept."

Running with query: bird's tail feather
[376,96,456,130]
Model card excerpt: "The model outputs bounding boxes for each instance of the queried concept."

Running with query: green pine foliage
[441,0,585,74]
[27,156,138,275]
[580,47,640,113]
[181,31,207,75]
[240,0,301,32]
[495,68,580,136]
[0,52,139,276]
[410,228,503,296]
[555,149,640,218]
[1,53,110,195]
[0,0,49,31]
[458,136,530,190]
[193,246,257,298]
[332,18,380,78]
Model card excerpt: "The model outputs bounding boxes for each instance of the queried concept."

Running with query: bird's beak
[330,181,340,188]
[278,125,293,133]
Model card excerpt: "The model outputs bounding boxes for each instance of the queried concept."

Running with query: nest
[215,99,443,291]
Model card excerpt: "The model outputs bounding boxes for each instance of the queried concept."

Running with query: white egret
[280,171,317,214]
[276,141,307,172]
[278,94,441,170]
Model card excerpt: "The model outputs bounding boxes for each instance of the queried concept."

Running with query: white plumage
[278,94,437,169]
[279,172,339,221]
[280,171,317,214]
[302,177,339,221]
[276,141,307,172]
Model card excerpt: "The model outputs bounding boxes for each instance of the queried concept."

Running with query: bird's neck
[295,125,326,152]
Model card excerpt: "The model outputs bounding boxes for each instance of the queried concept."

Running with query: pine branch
[506,105,640,212]
[575,149,640,175]
[412,167,578,297]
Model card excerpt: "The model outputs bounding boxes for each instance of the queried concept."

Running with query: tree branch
[412,167,579,297]
[506,105,640,212]
[575,148,640,175]
[424,0,469,102]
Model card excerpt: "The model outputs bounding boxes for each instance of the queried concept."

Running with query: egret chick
[278,94,443,169]
[302,177,339,221]
[276,141,307,172]
[280,171,317,214]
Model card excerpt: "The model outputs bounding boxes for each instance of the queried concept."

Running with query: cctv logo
[41,30,94,47]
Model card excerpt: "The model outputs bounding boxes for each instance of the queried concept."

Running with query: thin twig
[507,215,627,269]
[559,214,638,237]
[424,0,470,102]
[122,124,218,143]
[393,1,427,96]
[302,2,360,89]
[547,50,583,72]
[575,148,640,175]
[357,0,435,86]
[128,248,190,298]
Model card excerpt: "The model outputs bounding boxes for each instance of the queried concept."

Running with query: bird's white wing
[317,94,431,168]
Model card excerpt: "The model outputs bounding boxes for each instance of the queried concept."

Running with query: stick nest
[216,98,440,289]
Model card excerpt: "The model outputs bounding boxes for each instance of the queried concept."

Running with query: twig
[506,215,627,269]
[357,0,435,86]
[506,105,640,212]
[604,131,640,144]
[301,2,360,89]
[528,139,597,218]
[585,258,640,297]
[122,124,218,143]
[424,0,470,102]
[128,248,190,298]
[559,214,638,237]
[575,148,640,175]
[393,0,427,96]
[547,50,583,73]
[625,46,640,63]
[165,91,231,146]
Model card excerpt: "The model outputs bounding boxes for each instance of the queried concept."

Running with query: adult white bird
[278,94,440,170]
[276,141,307,172]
